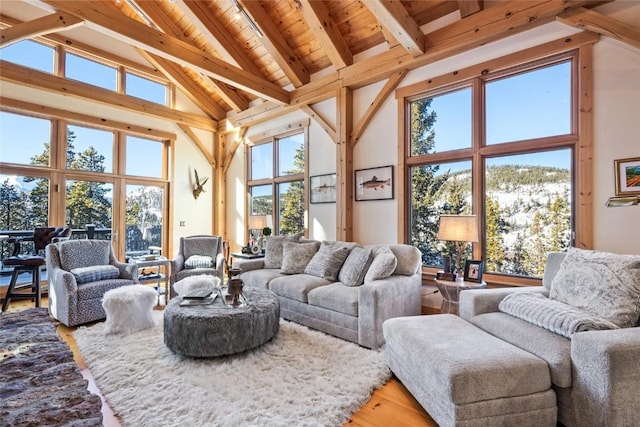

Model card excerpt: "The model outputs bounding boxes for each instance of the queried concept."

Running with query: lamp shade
[437,215,479,242]
[248,215,267,230]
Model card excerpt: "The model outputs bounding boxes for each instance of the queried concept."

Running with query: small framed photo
[355,165,394,201]
[614,157,640,196]
[463,260,483,283]
[310,173,336,204]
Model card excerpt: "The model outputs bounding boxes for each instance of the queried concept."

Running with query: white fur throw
[173,275,221,296]
[102,285,158,335]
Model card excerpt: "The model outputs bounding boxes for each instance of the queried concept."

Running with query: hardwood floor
[3,298,437,427]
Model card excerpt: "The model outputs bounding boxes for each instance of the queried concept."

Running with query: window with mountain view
[248,131,306,237]
[406,55,574,279]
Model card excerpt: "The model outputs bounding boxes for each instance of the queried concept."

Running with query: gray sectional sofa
[384,248,640,426]
[233,237,423,349]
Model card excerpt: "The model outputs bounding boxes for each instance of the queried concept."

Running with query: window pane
[250,185,272,216]
[278,181,304,235]
[126,73,167,105]
[126,136,162,178]
[278,133,304,176]
[410,87,471,156]
[0,174,49,231]
[67,125,113,173]
[486,62,571,145]
[65,53,117,91]
[410,160,472,268]
[125,184,163,255]
[65,179,113,235]
[0,40,54,73]
[0,112,51,166]
[251,143,273,180]
[485,150,572,277]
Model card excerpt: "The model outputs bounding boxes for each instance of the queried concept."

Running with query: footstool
[164,286,280,357]
[102,285,157,335]
[383,314,557,427]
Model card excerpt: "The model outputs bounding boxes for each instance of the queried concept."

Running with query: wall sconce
[437,215,479,276]
[605,196,639,207]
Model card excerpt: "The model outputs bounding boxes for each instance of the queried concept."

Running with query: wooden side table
[434,278,487,315]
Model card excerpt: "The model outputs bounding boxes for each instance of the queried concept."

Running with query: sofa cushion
[184,255,213,269]
[499,292,619,339]
[549,247,640,328]
[263,233,302,269]
[364,246,397,283]
[389,244,422,276]
[71,265,120,284]
[304,241,350,281]
[240,268,283,289]
[280,242,318,274]
[338,246,373,287]
[269,274,331,303]
[308,282,359,316]
[470,312,573,388]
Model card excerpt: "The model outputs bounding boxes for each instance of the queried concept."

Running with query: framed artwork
[310,173,336,204]
[355,165,394,201]
[614,157,640,196]
[463,260,483,283]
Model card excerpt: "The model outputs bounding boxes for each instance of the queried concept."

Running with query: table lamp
[437,215,479,277]
[248,215,269,250]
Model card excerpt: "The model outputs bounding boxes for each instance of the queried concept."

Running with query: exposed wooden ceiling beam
[0,60,217,131]
[0,15,162,79]
[363,1,425,57]
[177,123,216,168]
[239,0,310,87]
[458,0,484,18]
[203,78,250,113]
[0,12,83,47]
[297,0,353,69]
[557,7,640,50]
[300,105,337,143]
[137,49,227,120]
[176,0,264,78]
[43,1,290,105]
[0,96,176,140]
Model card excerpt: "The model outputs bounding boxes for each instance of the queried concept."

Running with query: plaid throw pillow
[71,265,120,284]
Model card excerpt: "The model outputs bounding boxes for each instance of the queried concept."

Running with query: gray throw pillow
[338,246,373,287]
[389,245,422,276]
[184,255,214,269]
[364,246,397,283]
[304,241,351,281]
[281,242,318,274]
[264,233,302,269]
[549,247,640,328]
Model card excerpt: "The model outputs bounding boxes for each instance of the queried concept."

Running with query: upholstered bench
[102,285,157,335]
[383,314,557,427]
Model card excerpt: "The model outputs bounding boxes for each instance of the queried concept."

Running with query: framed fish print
[310,173,336,203]
[355,165,394,201]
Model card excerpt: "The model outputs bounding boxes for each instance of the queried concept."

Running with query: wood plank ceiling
[2,0,636,129]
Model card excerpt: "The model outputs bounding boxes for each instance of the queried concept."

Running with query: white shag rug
[74,311,391,427]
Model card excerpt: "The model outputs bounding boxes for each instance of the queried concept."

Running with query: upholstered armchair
[170,235,225,295]
[46,239,139,327]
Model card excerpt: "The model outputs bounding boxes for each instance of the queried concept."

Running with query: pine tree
[548,191,571,252]
[279,144,305,235]
[485,195,505,272]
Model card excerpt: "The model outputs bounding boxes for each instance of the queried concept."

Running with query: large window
[247,131,306,236]
[0,40,55,73]
[405,53,578,280]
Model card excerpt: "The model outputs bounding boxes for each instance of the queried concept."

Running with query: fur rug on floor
[73,311,391,426]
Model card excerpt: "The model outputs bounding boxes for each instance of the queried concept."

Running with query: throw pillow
[304,241,351,281]
[263,233,303,269]
[184,255,214,269]
[549,247,640,328]
[364,246,397,283]
[281,242,318,274]
[338,246,373,287]
[71,265,120,284]
[389,245,422,276]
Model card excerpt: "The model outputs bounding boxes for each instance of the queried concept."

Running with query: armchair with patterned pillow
[46,239,139,326]
[170,235,225,295]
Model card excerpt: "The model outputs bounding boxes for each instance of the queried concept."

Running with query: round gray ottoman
[163,286,280,357]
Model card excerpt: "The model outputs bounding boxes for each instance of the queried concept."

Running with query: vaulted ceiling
[2,0,638,130]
